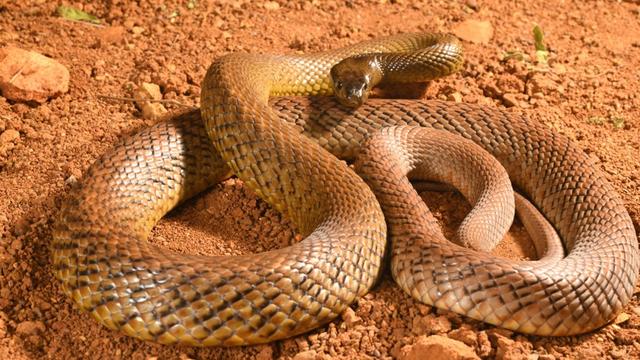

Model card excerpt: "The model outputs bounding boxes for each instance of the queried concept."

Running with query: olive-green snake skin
[52,33,639,346]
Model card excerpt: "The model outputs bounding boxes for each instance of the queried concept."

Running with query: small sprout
[587,116,604,125]
[610,116,625,129]
[533,25,549,65]
[57,5,101,25]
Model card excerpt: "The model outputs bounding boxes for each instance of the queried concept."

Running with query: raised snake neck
[52,33,639,346]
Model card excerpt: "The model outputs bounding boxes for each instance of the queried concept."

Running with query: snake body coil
[52,33,639,346]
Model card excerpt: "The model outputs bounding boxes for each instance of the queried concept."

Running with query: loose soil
[1,1,639,359]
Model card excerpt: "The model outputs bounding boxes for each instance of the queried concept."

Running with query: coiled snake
[52,33,639,346]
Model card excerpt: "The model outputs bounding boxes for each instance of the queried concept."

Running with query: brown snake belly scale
[52,33,639,346]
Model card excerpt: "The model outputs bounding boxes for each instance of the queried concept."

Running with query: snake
[51,33,639,346]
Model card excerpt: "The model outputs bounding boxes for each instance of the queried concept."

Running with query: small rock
[613,312,630,324]
[0,129,19,144]
[502,93,519,107]
[0,47,69,103]
[65,175,78,186]
[447,92,463,103]
[95,26,126,45]
[15,320,46,336]
[340,307,362,326]
[465,0,479,11]
[399,335,480,360]
[263,1,280,10]
[526,74,558,96]
[497,74,525,94]
[609,349,626,359]
[412,314,452,335]
[476,331,492,358]
[133,82,167,120]
[448,327,477,347]
[452,20,494,44]
[482,82,502,98]
[131,26,145,35]
[293,350,318,360]
[495,336,532,360]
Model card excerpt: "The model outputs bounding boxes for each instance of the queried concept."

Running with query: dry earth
[1,0,640,359]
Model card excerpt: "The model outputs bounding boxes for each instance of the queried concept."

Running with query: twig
[96,94,196,109]
[9,64,27,83]
[60,17,105,28]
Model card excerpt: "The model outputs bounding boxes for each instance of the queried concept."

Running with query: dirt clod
[15,321,45,336]
[400,335,480,360]
[452,20,494,44]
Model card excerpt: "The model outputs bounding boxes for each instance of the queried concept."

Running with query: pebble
[131,26,146,35]
[465,0,479,11]
[133,82,167,120]
[610,349,626,359]
[448,327,477,347]
[0,129,19,144]
[447,92,463,103]
[526,74,559,96]
[263,1,280,10]
[412,314,452,335]
[613,312,630,324]
[452,20,494,44]
[494,334,532,360]
[293,349,318,360]
[0,47,69,103]
[502,93,519,107]
[15,320,46,336]
[476,331,492,358]
[399,335,480,360]
[340,307,362,327]
[95,26,126,45]
[64,175,78,186]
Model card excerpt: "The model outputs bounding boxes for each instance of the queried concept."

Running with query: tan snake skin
[52,33,639,346]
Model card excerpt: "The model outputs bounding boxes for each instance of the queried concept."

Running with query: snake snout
[331,74,371,108]
[341,81,369,107]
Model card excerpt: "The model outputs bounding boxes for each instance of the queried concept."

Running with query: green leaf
[56,5,101,25]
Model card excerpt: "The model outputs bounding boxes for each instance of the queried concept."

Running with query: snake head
[330,56,382,108]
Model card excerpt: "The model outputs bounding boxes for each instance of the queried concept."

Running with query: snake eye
[335,81,343,90]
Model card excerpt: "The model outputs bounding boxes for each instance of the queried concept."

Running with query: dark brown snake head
[330,56,382,108]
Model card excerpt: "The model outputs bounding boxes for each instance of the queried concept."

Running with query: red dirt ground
[1,1,639,359]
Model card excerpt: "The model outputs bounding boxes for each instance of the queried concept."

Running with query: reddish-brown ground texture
[1,1,640,359]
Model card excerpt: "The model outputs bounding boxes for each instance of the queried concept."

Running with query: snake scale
[52,33,639,346]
